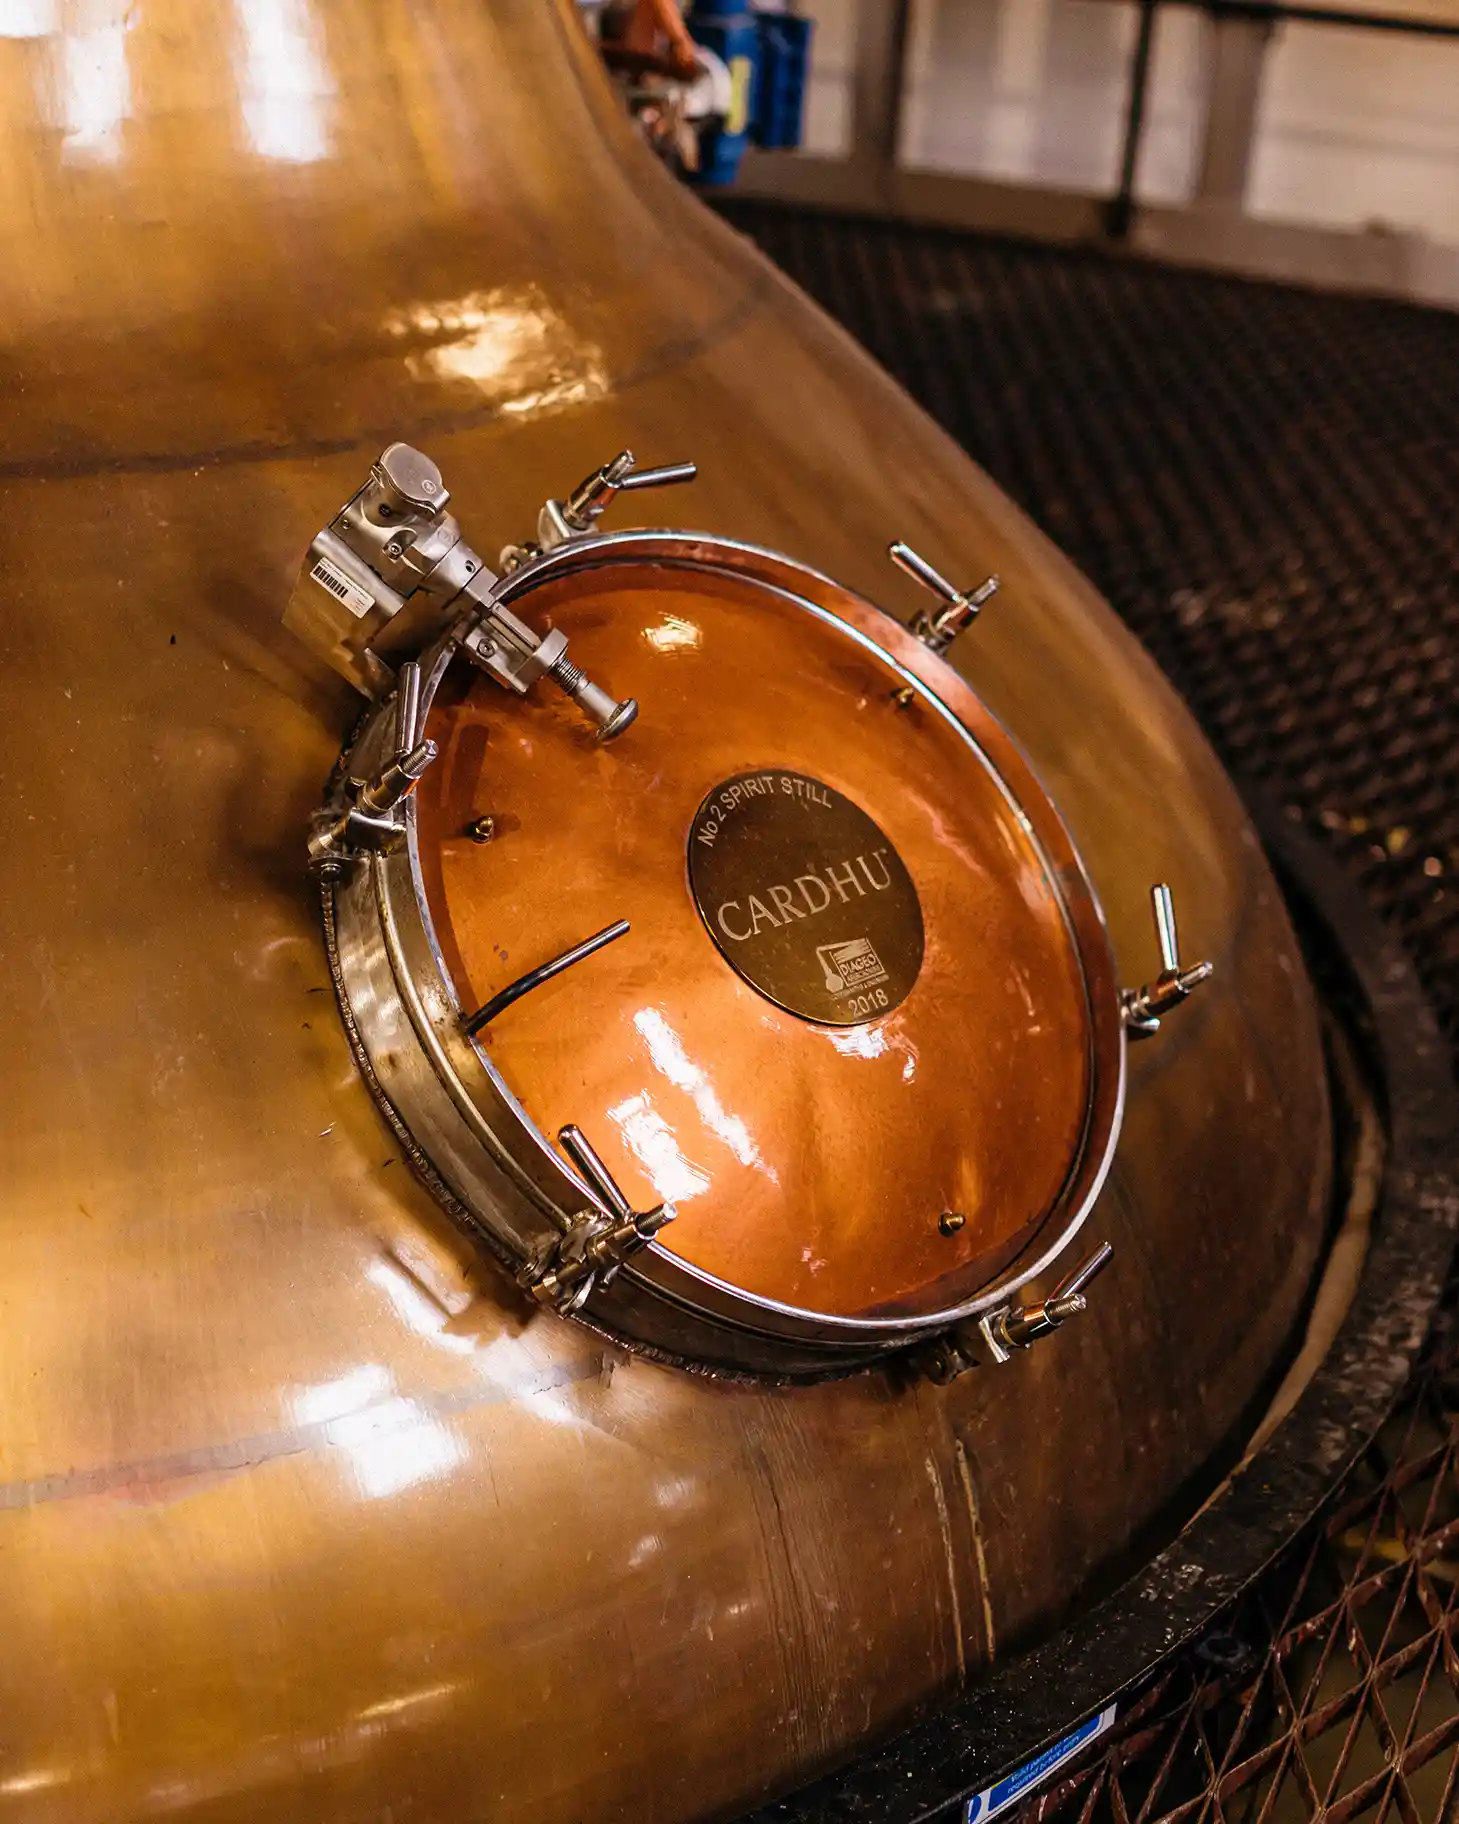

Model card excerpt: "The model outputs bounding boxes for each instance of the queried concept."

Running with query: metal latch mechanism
[284,441,691,734]
[504,449,698,569]
[1122,884,1213,1038]
[523,1125,677,1313]
[978,1240,1114,1363]
[919,885,1209,1378]
[287,441,696,873]
[308,660,436,876]
[920,1241,1114,1381]
[889,540,999,653]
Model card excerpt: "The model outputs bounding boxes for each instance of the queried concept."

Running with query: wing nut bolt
[526,1122,677,1311]
[888,540,999,654]
[308,663,437,873]
[921,1242,1114,1379]
[1122,884,1214,1038]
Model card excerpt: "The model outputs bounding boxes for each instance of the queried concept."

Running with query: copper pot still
[0,3,1335,1819]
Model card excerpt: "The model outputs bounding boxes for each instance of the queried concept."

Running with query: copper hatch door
[313,512,1128,1378]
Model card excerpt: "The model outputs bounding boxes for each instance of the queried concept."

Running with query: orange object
[618,0,702,77]
[0,0,1333,1814]
[416,564,1099,1321]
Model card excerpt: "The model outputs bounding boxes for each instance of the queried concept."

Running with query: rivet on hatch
[938,1210,966,1236]
[466,815,496,844]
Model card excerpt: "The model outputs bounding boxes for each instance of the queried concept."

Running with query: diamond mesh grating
[714,201,1459,1824]
[715,203,1459,1055]
[1018,1321,1459,1824]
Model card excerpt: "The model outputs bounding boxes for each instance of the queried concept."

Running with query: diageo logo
[714,849,894,944]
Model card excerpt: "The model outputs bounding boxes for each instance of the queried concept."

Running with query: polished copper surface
[0,2,1330,1818]
[416,567,1093,1318]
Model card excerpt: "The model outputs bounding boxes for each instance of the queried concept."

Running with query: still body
[0,0,1332,1817]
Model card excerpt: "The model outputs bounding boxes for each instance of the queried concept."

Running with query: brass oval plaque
[687,770,924,1025]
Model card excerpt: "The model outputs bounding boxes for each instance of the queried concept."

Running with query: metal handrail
[1108,0,1459,238]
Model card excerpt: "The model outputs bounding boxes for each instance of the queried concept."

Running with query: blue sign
[963,1705,1118,1822]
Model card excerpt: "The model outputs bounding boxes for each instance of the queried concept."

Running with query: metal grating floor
[716,203,1459,1055]
[1023,1332,1459,1824]
[715,202,1459,1824]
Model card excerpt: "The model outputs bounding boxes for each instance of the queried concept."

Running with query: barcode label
[310,555,374,617]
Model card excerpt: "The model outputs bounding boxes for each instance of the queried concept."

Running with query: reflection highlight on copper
[382,287,608,415]
[356,1681,458,1724]
[367,1256,476,1354]
[0,1770,71,1796]
[235,0,332,163]
[52,4,132,164]
[643,614,703,654]
[607,1091,710,1204]
[823,1018,920,1082]
[291,1365,465,1498]
[634,1007,776,1180]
